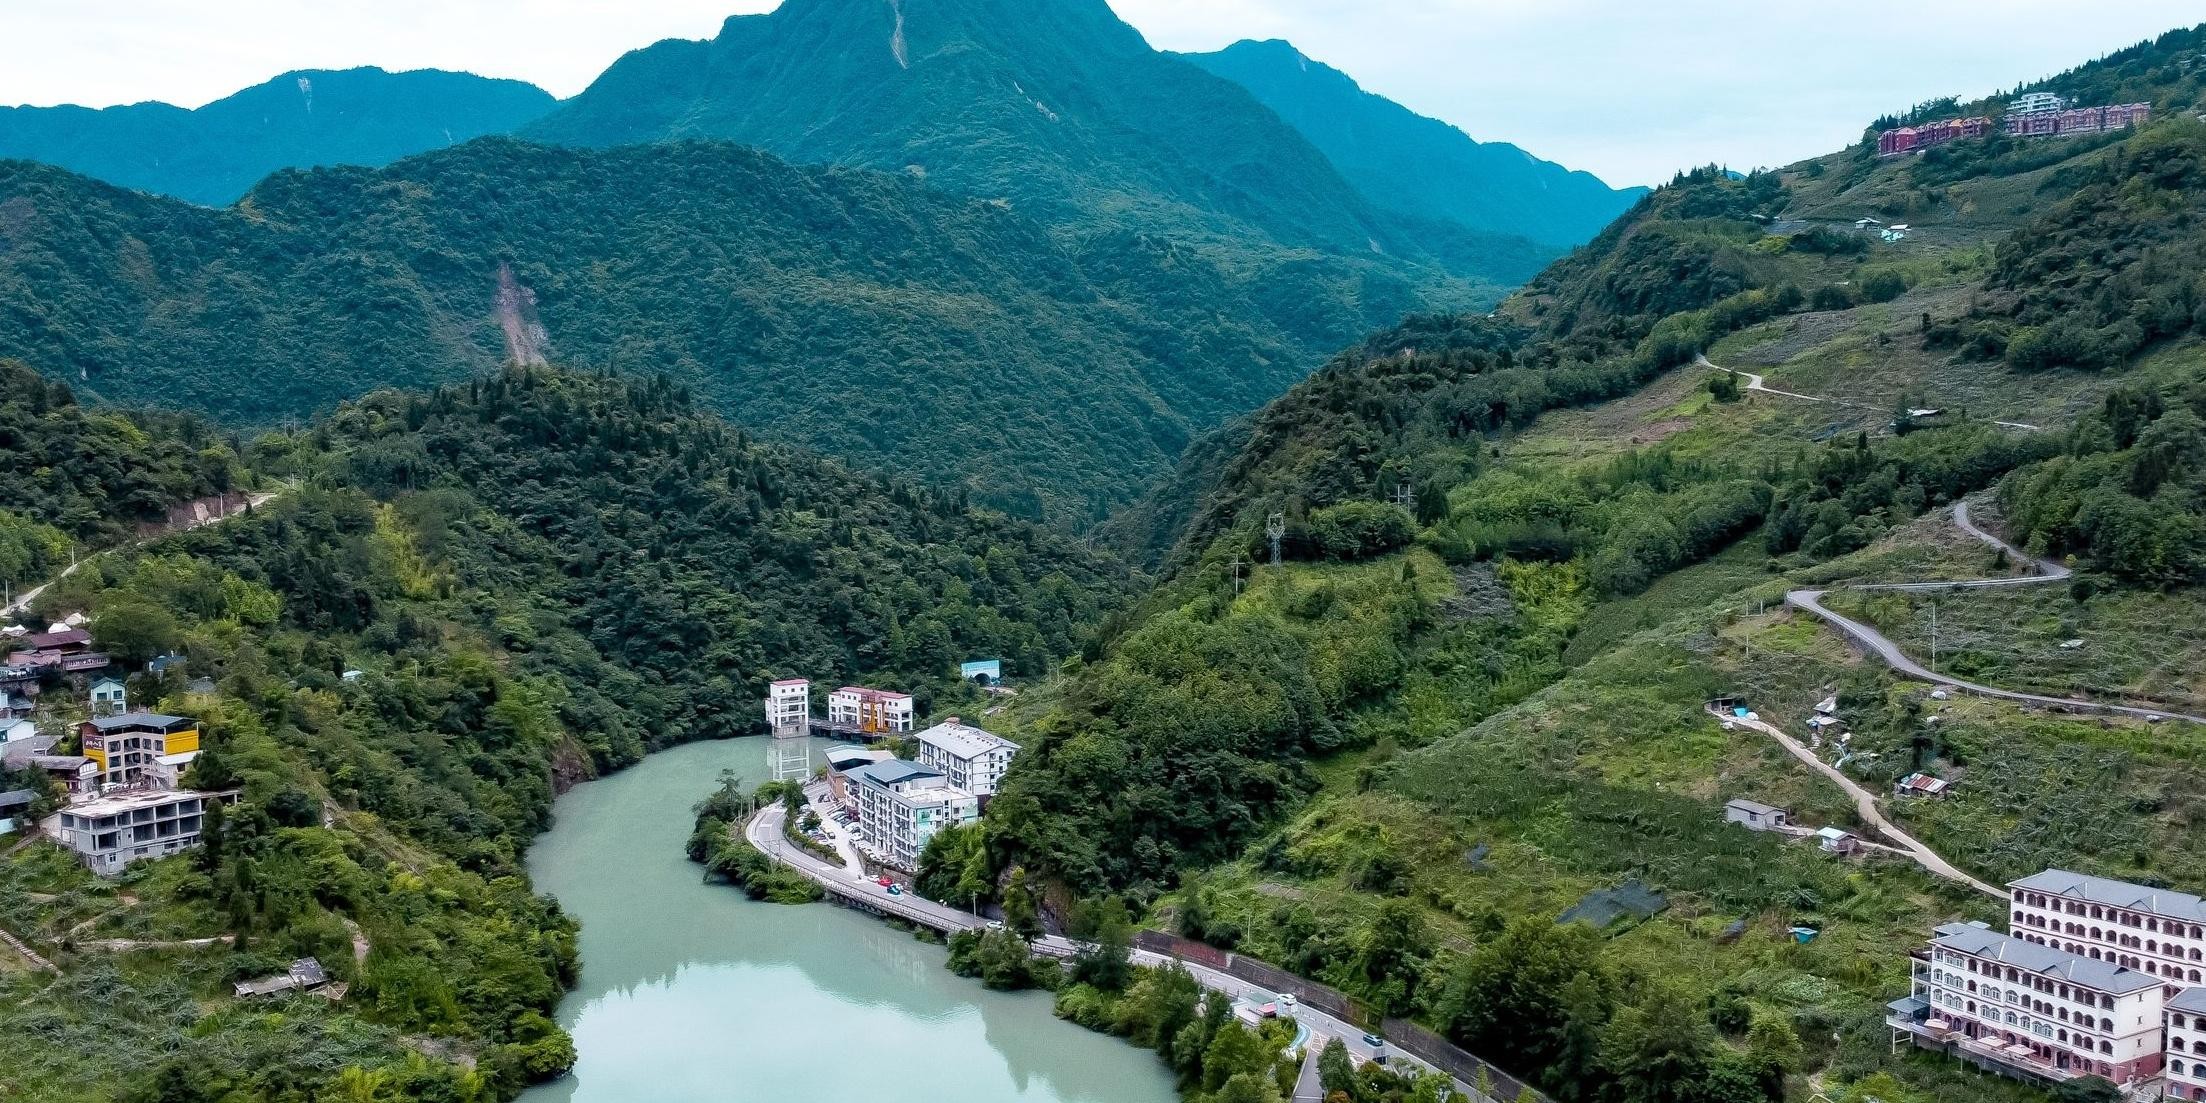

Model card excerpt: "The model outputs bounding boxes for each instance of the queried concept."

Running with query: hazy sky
[3,1,2199,185]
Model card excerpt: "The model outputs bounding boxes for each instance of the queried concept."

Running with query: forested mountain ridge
[0,136,1442,524]
[526,0,1502,258]
[0,364,1130,1101]
[0,67,556,207]
[1179,39,1646,249]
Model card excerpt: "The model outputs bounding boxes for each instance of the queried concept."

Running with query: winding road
[1786,500,2206,726]
[1697,354,2041,432]
[3,490,282,620]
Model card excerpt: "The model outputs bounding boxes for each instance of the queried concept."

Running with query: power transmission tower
[1230,557,1245,596]
[1391,483,1415,511]
[1265,512,1286,567]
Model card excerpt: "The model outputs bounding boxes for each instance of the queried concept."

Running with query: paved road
[3,490,282,619]
[1786,500,2206,726]
[744,802,1483,1098]
[1697,354,2041,431]
[1717,708,2003,898]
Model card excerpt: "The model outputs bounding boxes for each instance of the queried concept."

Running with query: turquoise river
[517,736,1177,1103]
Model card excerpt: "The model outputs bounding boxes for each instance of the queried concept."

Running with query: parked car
[1362,1031,1385,1049]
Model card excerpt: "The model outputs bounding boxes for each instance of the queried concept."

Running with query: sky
[1,1,2200,186]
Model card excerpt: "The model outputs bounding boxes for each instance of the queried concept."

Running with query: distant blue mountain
[0,67,556,206]
[1180,39,1645,248]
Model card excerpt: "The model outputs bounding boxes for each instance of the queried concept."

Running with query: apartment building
[78,712,200,788]
[914,718,1020,799]
[2008,870,2206,994]
[1896,920,2165,1085]
[55,788,236,875]
[852,759,976,870]
[2169,989,2206,1099]
[828,686,914,733]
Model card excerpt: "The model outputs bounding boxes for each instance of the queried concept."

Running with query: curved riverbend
[520,737,1175,1103]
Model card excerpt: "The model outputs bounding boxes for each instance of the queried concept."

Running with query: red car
[875,876,895,888]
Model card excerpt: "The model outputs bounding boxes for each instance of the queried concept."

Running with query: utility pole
[1230,557,1245,596]
[1929,601,1938,675]
[1266,512,1286,568]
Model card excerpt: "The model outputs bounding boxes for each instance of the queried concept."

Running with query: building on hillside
[1893,919,2166,1086]
[2007,870,2206,993]
[89,677,126,717]
[827,686,914,734]
[1724,799,1790,832]
[914,718,1020,799]
[79,712,200,789]
[2011,91,2066,115]
[2168,989,2206,1099]
[764,678,810,734]
[1,718,34,746]
[1877,116,1991,156]
[54,788,237,875]
[0,788,36,835]
[0,689,32,721]
[1816,827,1862,855]
[852,759,977,870]
[2005,110,2062,137]
[1896,772,1951,799]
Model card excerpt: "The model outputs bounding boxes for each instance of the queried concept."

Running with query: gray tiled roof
[2012,869,2206,924]
[2172,988,2206,1014]
[1932,921,2159,995]
[853,759,940,788]
[86,712,192,732]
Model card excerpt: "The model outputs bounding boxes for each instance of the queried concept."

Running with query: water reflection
[520,738,1172,1103]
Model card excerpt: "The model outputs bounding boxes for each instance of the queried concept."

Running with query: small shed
[1815,827,1861,855]
[234,957,329,999]
[1724,799,1790,832]
[1813,695,1839,716]
[1894,773,1951,798]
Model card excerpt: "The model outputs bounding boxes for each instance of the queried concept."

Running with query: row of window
[1928,991,2123,1055]
[2013,931,2206,983]
[1932,952,2119,1008]
[2017,895,2206,940]
[2019,911,2206,960]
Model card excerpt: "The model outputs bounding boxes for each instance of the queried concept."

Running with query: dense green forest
[0,365,1130,1102]
[0,135,1464,525]
[0,67,554,207]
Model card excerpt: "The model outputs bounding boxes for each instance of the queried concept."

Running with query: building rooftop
[853,760,941,788]
[1725,798,1783,815]
[63,787,230,818]
[833,686,912,702]
[2012,869,2206,924]
[22,629,90,650]
[917,720,1019,760]
[1932,921,2160,995]
[769,678,809,687]
[85,712,194,733]
[2171,988,2206,1014]
[0,789,37,811]
[825,746,892,771]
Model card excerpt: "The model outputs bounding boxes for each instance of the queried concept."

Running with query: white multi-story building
[852,759,976,870]
[764,678,811,734]
[2008,870,2206,995]
[914,718,1020,798]
[55,788,237,875]
[828,686,914,733]
[2011,91,2065,115]
[2169,990,2206,1099]
[1897,920,2165,1086]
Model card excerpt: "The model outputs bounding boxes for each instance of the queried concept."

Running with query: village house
[1816,827,1862,855]
[234,957,330,999]
[1723,798,1790,832]
[764,678,810,733]
[54,787,237,875]
[78,712,200,788]
[89,677,126,717]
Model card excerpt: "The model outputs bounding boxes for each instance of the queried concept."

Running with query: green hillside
[0,67,556,207]
[0,364,1128,1102]
[967,27,2206,1103]
[0,137,1445,523]
[1179,39,1646,249]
